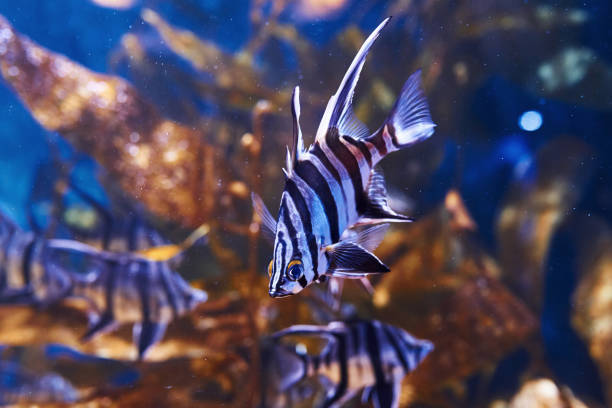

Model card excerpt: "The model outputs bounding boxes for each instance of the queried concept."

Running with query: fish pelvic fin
[133,320,168,360]
[367,70,435,155]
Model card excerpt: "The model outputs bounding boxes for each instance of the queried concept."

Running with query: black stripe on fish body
[342,135,372,167]
[281,199,302,261]
[127,217,138,251]
[349,322,364,380]
[325,332,349,407]
[364,321,387,388]
[369,127,388,156]
[157,263,179,318]
[311,143,343,188]
[136,261,151,322]
[285,179,319,280]
[385,123,402,149]
[104,260,119,318]
[0,266,6,291]
[298,276,308,288]
[325,128,367,214]
[381,324,410,373]
[294,160,340,243]
[21,238,36,287]
[275,236,287,292]
[311,354,321,372]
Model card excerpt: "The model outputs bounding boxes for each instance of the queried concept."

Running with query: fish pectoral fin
[133,320,168,360]
[370,380,400,408]
[339,223,390,252]
[251,192,277,244]
[362,167,412,223]
[325,241,389,275]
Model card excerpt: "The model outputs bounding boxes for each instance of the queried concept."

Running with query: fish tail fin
[368,70,435,155]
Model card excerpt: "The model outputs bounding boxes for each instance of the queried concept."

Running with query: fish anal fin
[326,241,389,275]
[362,167,412,223]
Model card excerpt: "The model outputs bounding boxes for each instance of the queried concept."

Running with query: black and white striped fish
[271,319,433,408]
[252,18,435,297]
[62,243,208,359]
[0,212,207,359]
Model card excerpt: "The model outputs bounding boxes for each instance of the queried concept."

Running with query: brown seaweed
[572,218,612,406]
[505,378,589,408]
[370,191,537,405]
[497,138,592,311]
[0,15,221,227]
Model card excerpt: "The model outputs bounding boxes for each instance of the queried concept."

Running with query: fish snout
[269,288,291,298]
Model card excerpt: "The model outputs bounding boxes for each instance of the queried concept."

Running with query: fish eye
[286,260,303,281]
[268,260,274,278]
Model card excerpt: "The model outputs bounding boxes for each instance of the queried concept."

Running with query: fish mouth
[269,288,291,298]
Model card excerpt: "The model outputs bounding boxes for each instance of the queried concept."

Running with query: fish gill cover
[0,0,610,407]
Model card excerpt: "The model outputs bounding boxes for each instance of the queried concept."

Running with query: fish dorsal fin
[137,223,209,261]
[358,167,412,225]
[273,325,339,346]
[290,86,305,169]
[325,241,389,275]
[339,107,370,140]
[251,193,277,243]
[340,224,389,252]
[315,17,391,144]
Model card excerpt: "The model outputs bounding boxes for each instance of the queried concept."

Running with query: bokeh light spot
[519,110,543,131]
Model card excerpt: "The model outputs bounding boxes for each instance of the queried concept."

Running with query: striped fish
[271,319,433,408]
[252,17,435,297]
[64,245,208,359]
[0,212,208,359]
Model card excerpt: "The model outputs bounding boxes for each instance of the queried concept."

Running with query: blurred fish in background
[0,0,609,406]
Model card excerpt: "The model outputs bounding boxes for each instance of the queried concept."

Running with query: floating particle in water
[519,110,542,131]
